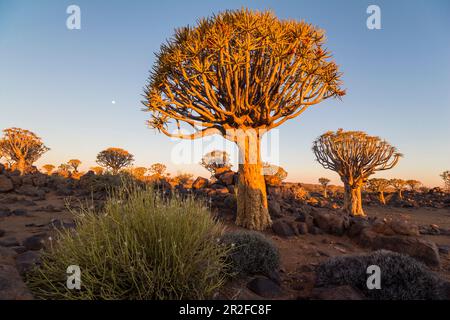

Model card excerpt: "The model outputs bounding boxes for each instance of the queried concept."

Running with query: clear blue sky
[1,0,449,186]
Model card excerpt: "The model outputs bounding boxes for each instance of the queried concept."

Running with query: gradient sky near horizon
[1,0,449,186]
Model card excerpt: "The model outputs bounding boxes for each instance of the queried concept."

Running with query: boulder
[313,211,348,236]
[358,229,441,268]
[247,276,283,298]
[371,218,419,236]
[218,171,236,186]
[296,222,308,235]
[347,217,370,238]
[272,220,296,237]
[23,233,47,251]
[312,285,365,300]
[0,175,14,192]
[0,237,20,247]
[0,248,33,300]
[15,185,45,198]
[268,200,282,219]
[192,177,209,190]
[16,250,41,274]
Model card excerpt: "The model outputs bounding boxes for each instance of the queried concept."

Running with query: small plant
[220,231,280,277]
[26,184,229,299]
[316,250,447,300]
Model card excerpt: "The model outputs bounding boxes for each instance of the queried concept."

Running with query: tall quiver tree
[0,128,49,175]
[313,130,402,216]
[143,9,344,230]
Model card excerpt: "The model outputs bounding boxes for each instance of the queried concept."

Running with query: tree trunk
[397,190,403,200]
[379,191,386,205]
[343,183,365,216]
[235,134,271,231]
[17,158,27,176]
[323,186,328,198]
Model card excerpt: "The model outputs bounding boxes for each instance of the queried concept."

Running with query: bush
[220,231,280,277]
[78,172,134,194]
[26,183,230,300]
[316,250,447,300]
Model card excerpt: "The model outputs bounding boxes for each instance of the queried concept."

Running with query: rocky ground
[1,166,450,300]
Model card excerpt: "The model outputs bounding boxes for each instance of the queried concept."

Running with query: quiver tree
[42,164,55,175]
[390,179,407,200]
[129,167,148,180]
[406,179,421,192]
[440,171,450,192]
[57,164,71,178]
[0,128,49,175]
[366,178,390,205]
[318,177,330,198]
[96,148,134,174]
[142,9,344,230]
[263,163,288,186]
[90,166,104,175]
[149,163,167,178]
[68,159,81,173]
[313,130,402,216]
[200,150,231,176]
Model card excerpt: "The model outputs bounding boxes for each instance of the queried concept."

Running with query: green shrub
[220,231,280,277]
[316,250,447,300]
[26,183,230,300]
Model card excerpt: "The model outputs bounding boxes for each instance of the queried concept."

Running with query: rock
[218,171,236,186]
[371,218,419,236]
[272,220,296,237]
[0,237,20,247]
[16,250,41,274]
[268,200,282,219]
[247,276,282,298]
[0,264,34,299]
[222,195,237,213]
[11,246,27,254]
[313,211,348,236]
[347,217,370,238]
[12,209,29,216]
[192,177,209,190]
[438,245,450,255]
[312,285,365,300]
[296,222,308,235]
[389,219,420,236]
[0,208,11,217]
[23,234,47,251]
[358,229,441,268]
[0,175,14,192]
[264,175,282,187]
[15,185,44,198]
[0,229,5,237]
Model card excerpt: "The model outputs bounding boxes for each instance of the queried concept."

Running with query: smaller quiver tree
[313,129,402,216]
